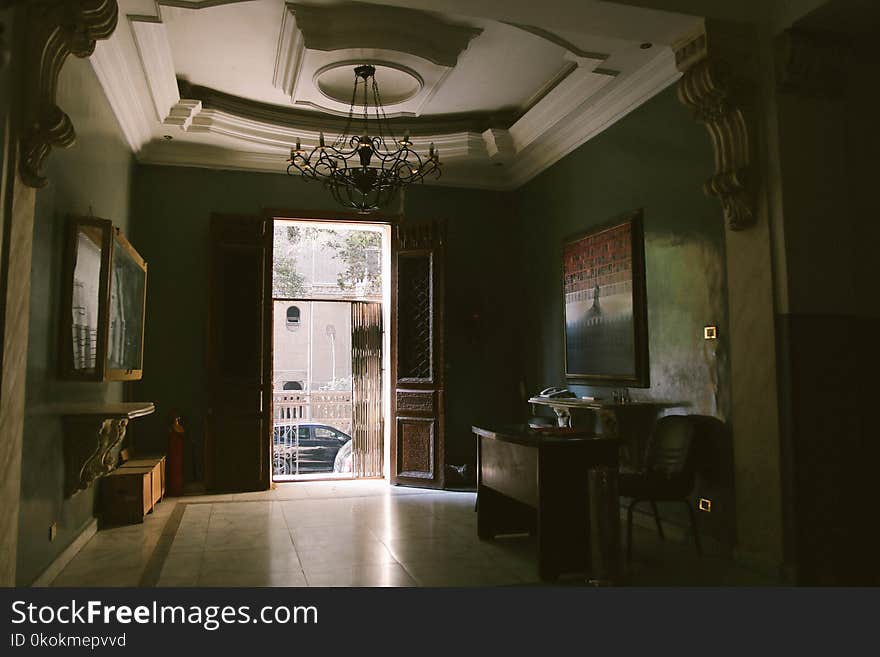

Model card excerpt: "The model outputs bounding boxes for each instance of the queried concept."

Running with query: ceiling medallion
[287,64,441,213]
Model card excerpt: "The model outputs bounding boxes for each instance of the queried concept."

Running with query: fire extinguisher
[167,413,185,497]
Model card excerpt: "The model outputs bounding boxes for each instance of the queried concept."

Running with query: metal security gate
[351,301,383,477]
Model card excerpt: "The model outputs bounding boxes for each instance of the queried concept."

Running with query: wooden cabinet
[101,455,166,525]
[119,456,165,506]
[102,467,153,525]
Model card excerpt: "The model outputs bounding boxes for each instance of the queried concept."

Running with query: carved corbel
[15,0,118,188]
[62,416,129,498]
[674,26,757,231]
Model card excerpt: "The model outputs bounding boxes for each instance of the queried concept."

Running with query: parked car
[333,440,352,474]
[273,423,351,475]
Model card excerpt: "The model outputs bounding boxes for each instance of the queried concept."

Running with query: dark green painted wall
[514,86,734,543]
[515,86,729,418]
[128,166,522,480]
[17,58,134,585]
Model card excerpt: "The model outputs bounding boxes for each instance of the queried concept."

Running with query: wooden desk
[473,424,619,583]
[528,396,686,470]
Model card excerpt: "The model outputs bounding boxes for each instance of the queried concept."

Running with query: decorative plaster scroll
[775,29,850,99]
[289,3,482,68]
[675,26,757,231]
[62,416,128,498]
[17,0,119,188]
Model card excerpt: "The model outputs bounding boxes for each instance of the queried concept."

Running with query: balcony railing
[273,390,352,477]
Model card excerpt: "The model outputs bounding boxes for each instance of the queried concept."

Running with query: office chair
[619,414,719,562]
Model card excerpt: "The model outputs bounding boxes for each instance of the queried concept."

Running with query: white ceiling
[90,0,704,189]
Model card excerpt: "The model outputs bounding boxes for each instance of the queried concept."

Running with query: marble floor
[48,480,777,587]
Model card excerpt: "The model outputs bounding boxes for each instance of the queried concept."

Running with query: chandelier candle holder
[287,64,442,213]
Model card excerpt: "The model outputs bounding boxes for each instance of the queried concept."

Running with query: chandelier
[287,64,442,213]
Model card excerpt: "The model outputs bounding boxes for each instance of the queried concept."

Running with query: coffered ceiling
[90,0,703,189]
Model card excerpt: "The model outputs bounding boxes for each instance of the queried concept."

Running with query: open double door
[205,215,446,492]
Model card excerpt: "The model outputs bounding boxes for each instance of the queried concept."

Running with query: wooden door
[391,220,446,488]
[205,214,272,492]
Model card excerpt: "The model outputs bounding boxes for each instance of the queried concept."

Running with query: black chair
[619,414,718,562]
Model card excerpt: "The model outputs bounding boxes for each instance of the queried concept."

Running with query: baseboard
[31,518,98,587]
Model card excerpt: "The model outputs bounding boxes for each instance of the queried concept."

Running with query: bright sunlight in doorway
[271,219,390,482]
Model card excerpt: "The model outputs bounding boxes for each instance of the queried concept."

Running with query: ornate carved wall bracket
[15,0,118,188]
[63,416,128,498]
[48,402,155,498]
[674,26,757,231]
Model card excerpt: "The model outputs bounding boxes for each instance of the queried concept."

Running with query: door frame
[266,209,396,482]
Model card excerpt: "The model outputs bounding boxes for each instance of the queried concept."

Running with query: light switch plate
[704,326,718,340]
[698,498,712,512]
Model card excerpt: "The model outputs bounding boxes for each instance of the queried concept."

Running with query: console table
[35,402,156,497]
[528,396,686,471]
[473,423,619,584]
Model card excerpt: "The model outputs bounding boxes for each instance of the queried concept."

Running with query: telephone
[538,386,576,399]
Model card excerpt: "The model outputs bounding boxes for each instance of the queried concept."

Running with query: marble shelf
[39,401,156,419]
[43,402,156,497]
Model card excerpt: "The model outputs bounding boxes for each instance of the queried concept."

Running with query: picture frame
[59,215,148,382]
[562,209,649,387]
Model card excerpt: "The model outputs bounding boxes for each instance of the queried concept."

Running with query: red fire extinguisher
[167,413,185,497]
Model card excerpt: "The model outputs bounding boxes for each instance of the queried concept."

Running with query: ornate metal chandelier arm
[334,71,360,150]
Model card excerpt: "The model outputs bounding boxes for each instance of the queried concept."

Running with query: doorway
[271,220,390,482]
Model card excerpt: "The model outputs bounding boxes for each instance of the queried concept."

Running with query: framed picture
[562,209,649,387]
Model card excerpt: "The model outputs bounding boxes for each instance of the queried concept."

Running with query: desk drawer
[481,438,538,508]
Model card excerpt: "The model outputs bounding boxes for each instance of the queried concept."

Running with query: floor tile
[49,480,777,588]
[305,563,416,587]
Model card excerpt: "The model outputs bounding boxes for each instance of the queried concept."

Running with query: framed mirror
[59,216,147,381]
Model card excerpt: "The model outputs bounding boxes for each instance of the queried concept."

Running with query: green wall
[129,165,521,480]
[516,86,729,416]
[514,86,734,542]
[17,58,135,585]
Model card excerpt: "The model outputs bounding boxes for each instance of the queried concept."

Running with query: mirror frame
[58,215,147,382]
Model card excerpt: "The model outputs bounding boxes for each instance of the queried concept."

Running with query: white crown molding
[482,128,514,163]
[510,53,616,153]
[166,99,202,129]
[89,34,153,152]
[137,141,506,191]
[171,103,486,161]
[90,5,683,195]
[273,3,305,99]
[129,17,179,123]
[506,48,681,190]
